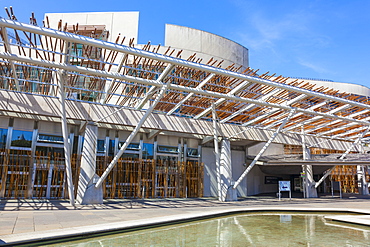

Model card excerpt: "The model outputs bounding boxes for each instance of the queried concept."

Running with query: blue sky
[2,0,370,87]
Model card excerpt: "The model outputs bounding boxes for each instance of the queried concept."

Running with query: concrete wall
[202,147,247,197]
[203,147,217,197]
[313,80,370,96]
[38,121,62,135]
[247,143,284,156]
[165,24,249,70]
[284,78,370,97]
[13,118,34,132]
[0,117,9,128]
[245,142,286,195]
[231,150,247,197]
[45,12,139,45]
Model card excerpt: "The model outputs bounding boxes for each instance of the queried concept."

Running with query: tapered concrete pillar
[220,138,237,201]
[302,147,318,198]
[301,128,317,198]
[357,165,369,195]
[76,123,103,204]
[302,164,318,198]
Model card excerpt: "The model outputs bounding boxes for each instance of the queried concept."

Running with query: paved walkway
[1,195,370,246]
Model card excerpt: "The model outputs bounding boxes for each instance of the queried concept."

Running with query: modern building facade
[0,10,369,205]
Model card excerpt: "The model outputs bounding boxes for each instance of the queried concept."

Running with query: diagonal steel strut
[95,65,175,188]
[2,52,370,130]
[212,103,222,201]
[57,70,75,206]
[233,109,296,189]
[167,73,215,116]
[135,64,174,110]
[314,125,370,189]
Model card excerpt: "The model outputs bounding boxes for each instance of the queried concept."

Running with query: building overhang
[263,161,370,166]
[1,15,370,152]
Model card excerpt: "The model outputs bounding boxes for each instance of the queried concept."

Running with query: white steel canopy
[0,12,370,145]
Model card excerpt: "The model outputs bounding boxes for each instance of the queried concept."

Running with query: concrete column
[5,126,12,150]
[197,145,202,165]
[114,136,119,156]
[303,164,318,198]
[46,165,53,198]
[178,139,183,162]
[302,148,318,198]
[301,127,317,198]
[104,136,110,157]
[183,143,188,164]
[153,140,158,161]
[0,123,13,198]
[357,165,369,195]
[28,126,38,198]
[220,138,237,201]
[139,139,144,160]
[77,135,84,156]
[76,123,103,204]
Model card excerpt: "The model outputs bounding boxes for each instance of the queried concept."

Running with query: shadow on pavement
[0,193,369,211]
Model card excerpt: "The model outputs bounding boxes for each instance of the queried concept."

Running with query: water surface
[45,213,370,246]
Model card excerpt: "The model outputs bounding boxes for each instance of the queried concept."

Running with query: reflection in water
[47,214,370,246]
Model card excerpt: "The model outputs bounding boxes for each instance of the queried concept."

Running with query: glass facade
[0,120,202,199]
[108,140,115,156]
[11,130,33,148]
[38,134,64,143]
[157,145,179,154]
[119,142,140,150]
[97,139,106,153]
[187,148,199,158]
[142,143,154,159]
[0,128,7,149]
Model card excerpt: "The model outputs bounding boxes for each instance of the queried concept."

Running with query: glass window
[121,153,139,159]
[118,142,140,150]
[157,145,179,154]
[187,148,199,157]
[11,130,33,148]
[72,136,79,154]
[37,134,64,143]
[0,128,7,149]
[35,146,65,159]
[142,143,154,159]
[108,140,115,156]
[97,139,105,153]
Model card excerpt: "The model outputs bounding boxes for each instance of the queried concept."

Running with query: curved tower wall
[164,24,249,69]
[45,12,139,45]
[283,78,370,97]
[309,80,370,96]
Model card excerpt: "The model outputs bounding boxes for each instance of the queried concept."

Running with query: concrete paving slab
[0,196,370,246]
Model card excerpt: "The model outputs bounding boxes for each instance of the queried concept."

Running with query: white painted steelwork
[1,17,370,118]
[212,104,222,201]
[314,125,370,189]
[167,73,215,115]
[94,65,174,188]
[56,70,75,206]
[233,109,296,189]
[2,52,369,130]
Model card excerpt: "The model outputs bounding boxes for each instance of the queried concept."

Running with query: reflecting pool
[45,213,370,246]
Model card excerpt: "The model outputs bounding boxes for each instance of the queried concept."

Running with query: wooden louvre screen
[0,150,204,199]
[0,149,32,198]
